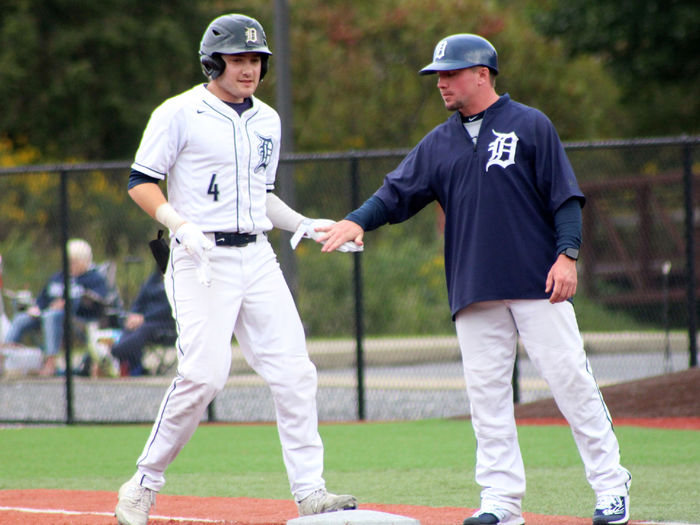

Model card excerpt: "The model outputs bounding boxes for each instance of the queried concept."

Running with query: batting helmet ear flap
[200,53,269,81]
[200,53,225,80]
[260,55,269,80]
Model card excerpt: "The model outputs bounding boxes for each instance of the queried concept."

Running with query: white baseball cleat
[296,487,358,516]
[115,472,157,525]
[593,494,629,525]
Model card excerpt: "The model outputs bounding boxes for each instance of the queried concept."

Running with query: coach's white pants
[135,237,325,500]
[455,299,631,515]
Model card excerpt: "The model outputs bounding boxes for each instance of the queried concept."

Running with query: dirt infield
[1,368,697,525]
[0,489,607,524]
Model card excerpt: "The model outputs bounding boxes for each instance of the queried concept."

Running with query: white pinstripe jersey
[132,84,280,234]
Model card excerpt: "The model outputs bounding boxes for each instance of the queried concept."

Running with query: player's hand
[545,253,578,303]
[49,299,65,310]
[124,313,145,331]
[318,220,365,253]
[175,222,214,286]
[27,305,41,317]
[291,218,363,252]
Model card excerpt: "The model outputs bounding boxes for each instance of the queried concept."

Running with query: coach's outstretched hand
[317,220,365,253]
[175,222,214,286]
[291,218,363,252]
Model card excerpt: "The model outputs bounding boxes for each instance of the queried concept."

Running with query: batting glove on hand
[175,222,215,286]
[290,218,363,252]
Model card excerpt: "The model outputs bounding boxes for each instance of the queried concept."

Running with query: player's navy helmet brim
[199,14,272,80]
[419,33,498,75]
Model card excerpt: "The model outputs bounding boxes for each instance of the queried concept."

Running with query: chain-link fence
[0,136,698,424]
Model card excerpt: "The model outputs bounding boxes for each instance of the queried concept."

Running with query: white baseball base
[287,509,421,525]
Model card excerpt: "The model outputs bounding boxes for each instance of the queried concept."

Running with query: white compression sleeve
[155,202,186,232]
[266,193,306,232]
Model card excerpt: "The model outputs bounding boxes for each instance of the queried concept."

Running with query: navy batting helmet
[199,14,272,80]
[419,34,498,75]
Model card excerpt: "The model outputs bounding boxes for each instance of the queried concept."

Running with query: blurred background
[0,0,698,423]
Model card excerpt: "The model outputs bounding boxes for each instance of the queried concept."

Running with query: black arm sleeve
[344,195,390,232]
[554,197,583,254]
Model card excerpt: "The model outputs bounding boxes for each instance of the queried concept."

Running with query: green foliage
[0,167,158,307]
[1,422,698,522]
[0,0,212,159]
[0,0,633,164]
[0,230,60,300]
[297,223,454,338]
[573,293,649,332]
[530,0,699,83]
[288,155,455,337]
[529,0,700,135]
[289,0,623,148]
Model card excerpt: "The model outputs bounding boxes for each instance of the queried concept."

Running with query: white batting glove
[334,240,363,253]
[290,218,363,252]
[175,222,214,286]
[195,251,212,287]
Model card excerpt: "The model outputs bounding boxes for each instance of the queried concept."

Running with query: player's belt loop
[212,232,257,247]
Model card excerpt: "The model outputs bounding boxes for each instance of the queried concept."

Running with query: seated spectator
[4,239,109,376]
[110,269,175,376]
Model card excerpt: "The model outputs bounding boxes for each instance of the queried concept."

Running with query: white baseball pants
[455,299,631,515]
[134,236,325,500]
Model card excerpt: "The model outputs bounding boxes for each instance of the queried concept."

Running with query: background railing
[0,135,698,424]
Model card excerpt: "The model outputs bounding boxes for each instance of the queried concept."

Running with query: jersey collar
[197,84,258,118]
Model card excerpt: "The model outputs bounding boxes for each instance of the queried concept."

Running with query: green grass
[0,420,698,523]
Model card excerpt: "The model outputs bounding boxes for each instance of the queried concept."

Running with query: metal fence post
[682,138,698,367]
[350,156,366,420]
[274,0,299,297]
[60,170,75,424]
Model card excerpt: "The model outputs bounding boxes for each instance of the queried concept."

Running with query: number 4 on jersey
[208,173,220,201]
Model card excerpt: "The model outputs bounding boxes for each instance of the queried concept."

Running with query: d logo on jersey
[255,133,273,173]
[486,130,519,171]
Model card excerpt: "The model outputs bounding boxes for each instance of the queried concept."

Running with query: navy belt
[213,232,257,247]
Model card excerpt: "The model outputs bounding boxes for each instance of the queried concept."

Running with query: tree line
[1,0,696,164]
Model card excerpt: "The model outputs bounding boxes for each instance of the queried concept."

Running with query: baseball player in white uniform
[115,14,357,525]
[320,34,631,525]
